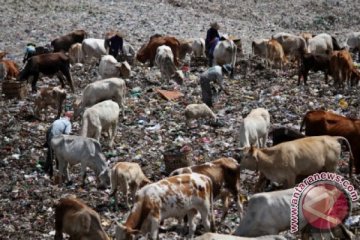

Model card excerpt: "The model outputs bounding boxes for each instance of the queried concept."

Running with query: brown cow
[54,197,110,240]
[266,39,286,70]
[298,53,331,85]
[17,52,74,93]
[330,50,353,88]
[34,86,67,120]
[51,29,87,52]
[136,35,180,67]
[300,110,359,174]
[0,60,19,79]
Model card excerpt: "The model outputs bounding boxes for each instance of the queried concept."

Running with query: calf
[266,39,286,70]
[68,43,83,64]
[234,189,306,237]
[17,52,74,93]
[23,44,51,63]
[192,38,206,58]
[330,50,353,88]
[51,29,87,52]
[73,77,126,119]
[110,162,151,208]
[298,53,330,85]
[115,173,215,240]
[184,103,217,127]
[170,157,243,220]
[81,38,107,63]
[252,38,269,59]
[54,197,109,240]
[34,86,67,120]
[239,108,270,148]
[136,36,180,67]
[81,100,120,148]
[300,110,360,174]
[155,45,183,84]
[0,59,19,80]
[51,135,110,187]
[270,127,305,146]
[240,136,353,188]
[99,55,131,79]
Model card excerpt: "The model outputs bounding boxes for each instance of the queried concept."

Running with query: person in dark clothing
[205,22,221,66]
[104,31,124,60]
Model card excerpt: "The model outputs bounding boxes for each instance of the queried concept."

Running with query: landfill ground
[1,0,360,239]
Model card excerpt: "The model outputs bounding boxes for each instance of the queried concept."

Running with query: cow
[307,33,342,55]
[81,100,120,148]
[73,77,126,119]
[109,162,151,209]
[0,59,19,80]
[34,86,67,120]
[252,38,269,59]
[239,136,353,188]
[50,135,110,188]
[298,53,331,85]
[270,127,305,146]
[266,39,286,70]
[299,33,313,44]
[68,43,83,64]
[179,38,193,60]
[17,52,74,93]
[212,39,237,76]
[272,32,307,62]
[330,50,354,87]
[98,55,131,79]
[22,44,52,63]
[169,157,243,221]
[115,173,215,240]
[192,38,206,58]
[195,233,287,240]
[136,36,180,67]
[51,29,87,52]
[81,38,107,63]
[184,103,217,128]
[346,32,360,60]
[300,110,360,174]
[154,45,183,84]
[54,197,110,240]
[104,31,124,59]
[239,108,271,148]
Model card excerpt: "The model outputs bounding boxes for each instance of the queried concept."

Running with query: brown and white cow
[170,157,243,220]
[51,29,87,52]
[136,36,181,67]
[34,86,67,120]
[251,38,269,59]
[266,39,286,70]
[300,110,360,174]
[240,136,353,188]
[54,197,110,240]
[0,59,19,80]
[272,32,307,62]
[330,50,354,87]
[115,173,215,240]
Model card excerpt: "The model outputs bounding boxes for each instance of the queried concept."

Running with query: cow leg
[186,209,197,239]
[325,71,328,84]
[149,215,160,240]
[129,182,138,208]
[109,121,117,148]
[81,164,87,187]
[198,205,212,233]
[31,73,39,93]
[121,179,129,209]
[60,67,75,93]
[220,189,230,221]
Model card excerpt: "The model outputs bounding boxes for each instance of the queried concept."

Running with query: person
[43,111,73,177]
[205,22,221,66]
[200,64,232,108]
[104,31,124,60]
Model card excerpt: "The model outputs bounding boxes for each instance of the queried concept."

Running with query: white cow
[73,77,126,119]
[81,100,120,148]
[81,38,107,63]
[192,38,206,58]
[213,39,237,75]
[99,55,131,79]
[307,33,341,54]
[51,135,110,187]
[272,32,307,61]
[252,38,269,58]
[155,45,183,84]
[239,108,271,148]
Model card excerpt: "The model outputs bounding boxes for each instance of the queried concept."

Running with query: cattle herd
[1,27,360,240]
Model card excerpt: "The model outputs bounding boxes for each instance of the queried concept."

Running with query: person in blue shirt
[43,111,73,177]
[205,22,221,66]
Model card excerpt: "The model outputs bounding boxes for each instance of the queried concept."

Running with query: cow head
[171,70,184,85]
[115,223,139,240]
[98,168,111,189]
[239,146,258,171]
[72,30,87,43]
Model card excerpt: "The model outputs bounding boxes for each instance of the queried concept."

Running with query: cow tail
[336,136,353,178]
[299,114,307,132]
